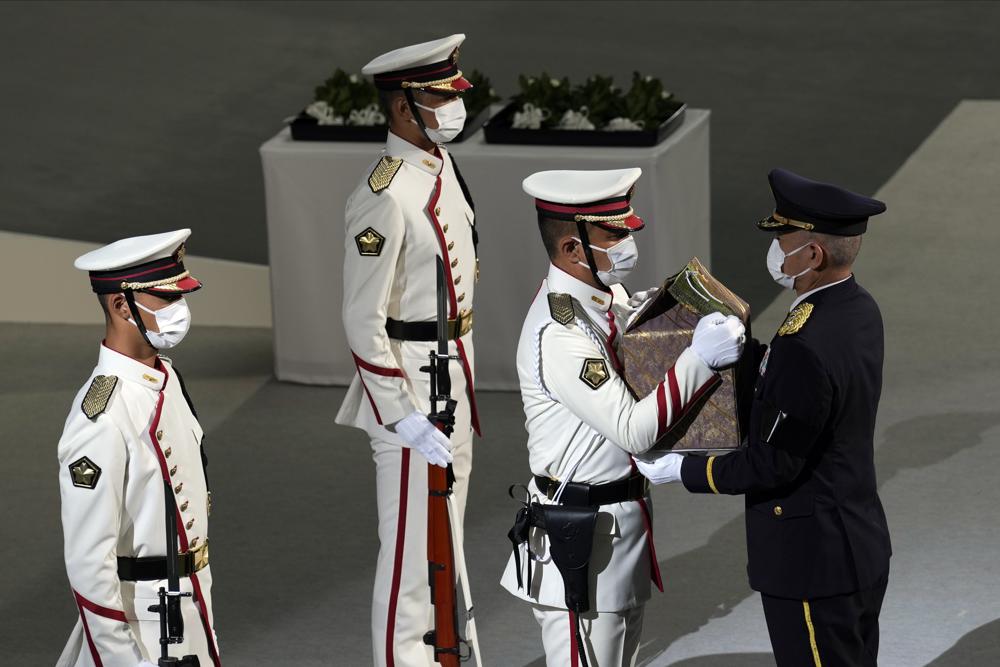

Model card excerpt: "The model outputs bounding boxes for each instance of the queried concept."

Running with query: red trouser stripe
[385,448,411,666]
[569,611,579,667]
[73,591,128,667]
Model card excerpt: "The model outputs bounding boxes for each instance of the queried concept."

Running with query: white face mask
[573,235,639,286]
[413,97,467,144]
[766,238,812,290]
[130,297,192,349]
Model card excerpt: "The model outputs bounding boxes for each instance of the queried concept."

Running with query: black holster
[507,501,599,614]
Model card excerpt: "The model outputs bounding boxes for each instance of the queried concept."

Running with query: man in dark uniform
[636,168,891,666]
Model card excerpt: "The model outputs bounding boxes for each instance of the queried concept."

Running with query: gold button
[451,258,459,268]
[454,275,462,285]
[164,447,172,458]
[447,241,455,251]
[180,500,189,512]
[457,293,466,303]
[189,537,199,549]
[443,224,449,233]
[156,430,164,440]
[773,506,783,516]
[174,482,183,494]
[169,465,178,477]
[186,518,195,530]
[434,206,441,216]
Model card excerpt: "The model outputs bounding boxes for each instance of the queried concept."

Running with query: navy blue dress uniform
[680,169,892,667]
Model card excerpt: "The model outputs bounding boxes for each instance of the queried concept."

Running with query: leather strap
[385,310,473,341]
[117,542,209,581]
[533,472,649,507]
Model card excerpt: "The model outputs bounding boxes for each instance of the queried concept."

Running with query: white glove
[393,411,454,467]
[634,452,684,485]
[691,312,746,370]
[627,286,660,309]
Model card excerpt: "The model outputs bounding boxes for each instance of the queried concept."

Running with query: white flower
[512,103,547,129]
[660,90,671,99]
[489,87,496,96]
[526,77,536,84]
[604,117,645,132]
[644,75,653,82]
[550,78,561,87]
[348,103,386,126]
[349,74,358,83]
[556,108,595,131]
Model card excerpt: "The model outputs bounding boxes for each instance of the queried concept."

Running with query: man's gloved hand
[633,452,685,485]
[627,286,660,310]
[393,411,453,467]
[691,311,746,369]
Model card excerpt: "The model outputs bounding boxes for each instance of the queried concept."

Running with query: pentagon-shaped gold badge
[580,358,610,390]
[69,456,102,490]
[355,227,385,257]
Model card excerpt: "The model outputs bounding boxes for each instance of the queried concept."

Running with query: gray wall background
[3,0,1000,310]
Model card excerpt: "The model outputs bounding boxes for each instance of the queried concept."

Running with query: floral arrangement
[303,69,499,127]
[511,72,678,132]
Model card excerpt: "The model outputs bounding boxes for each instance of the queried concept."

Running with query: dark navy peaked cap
[757,168,886,236]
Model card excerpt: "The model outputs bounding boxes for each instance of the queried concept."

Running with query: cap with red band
[523,168,646,232]
[362,33,472,94]
[74,229,203,295]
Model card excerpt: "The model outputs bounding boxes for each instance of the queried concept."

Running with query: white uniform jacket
[57,345,219,667]
[501,265,720,611]
[336,131,479,439]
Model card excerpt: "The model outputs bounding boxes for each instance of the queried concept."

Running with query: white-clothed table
[260,109,711,389]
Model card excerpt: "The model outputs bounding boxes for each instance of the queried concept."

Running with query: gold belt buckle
[188,539,210,573]
[450,308,472,338]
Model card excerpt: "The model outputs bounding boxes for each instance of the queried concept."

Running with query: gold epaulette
[778,302,814,336]
[81,375,118,420]
[548,292,576,325]
[368,156,403,193]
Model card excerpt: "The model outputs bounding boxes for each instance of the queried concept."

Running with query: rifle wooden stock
[426,458,461,666]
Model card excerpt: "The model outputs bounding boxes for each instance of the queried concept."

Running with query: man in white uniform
[334,34,480,667]
[57,229,220,667]
[501,169,745,666]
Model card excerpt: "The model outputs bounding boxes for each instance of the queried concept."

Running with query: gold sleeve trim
[803,601,823,666]
[706,455,719,494]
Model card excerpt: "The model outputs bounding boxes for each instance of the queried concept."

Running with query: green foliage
[514,71,680,130]
[620,72,676,129]
[514,73,574,128]
[462,69,502,120]
[313,69,380,119]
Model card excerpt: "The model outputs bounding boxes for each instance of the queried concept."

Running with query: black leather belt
[385,309,473,341]
[533,472,649,507]
[117,542,209,581]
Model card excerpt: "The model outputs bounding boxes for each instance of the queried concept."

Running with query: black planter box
[483,100,687,147]
[288,105,492,143]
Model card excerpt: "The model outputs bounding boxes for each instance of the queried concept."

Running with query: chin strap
[123,289,155,349]
[575,221,609,291]
[404,88,436,146]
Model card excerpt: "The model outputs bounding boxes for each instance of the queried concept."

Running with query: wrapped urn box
[622,257,755,453]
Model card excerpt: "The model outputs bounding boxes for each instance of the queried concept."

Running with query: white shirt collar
[385,131,444,176]
[790,274,852,311]
[96,343,167,391]
[547,264,614,315]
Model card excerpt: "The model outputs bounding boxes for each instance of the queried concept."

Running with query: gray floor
[4,101,1000,665]
[5,1,1000,308]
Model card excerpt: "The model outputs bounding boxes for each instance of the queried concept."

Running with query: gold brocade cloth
[622,257,754,453]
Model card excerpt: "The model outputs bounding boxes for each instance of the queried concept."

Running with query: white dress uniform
[333,34,480,667]
[500,170,720,666]
[57,231,219,667]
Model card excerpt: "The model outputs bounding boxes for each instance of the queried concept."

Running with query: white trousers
[370,428,473,667]
[532,603,644,667]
